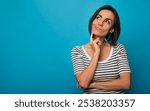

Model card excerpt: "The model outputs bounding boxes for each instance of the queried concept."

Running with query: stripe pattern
[71,44,131,94]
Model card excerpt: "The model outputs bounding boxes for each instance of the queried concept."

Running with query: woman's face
[92,9,115,38]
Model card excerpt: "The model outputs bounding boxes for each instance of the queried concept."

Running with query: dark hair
[88,5,120,46]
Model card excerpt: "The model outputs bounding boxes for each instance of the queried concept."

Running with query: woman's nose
[98,20,103,26]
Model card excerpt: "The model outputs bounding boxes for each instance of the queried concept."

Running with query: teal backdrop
[0,0,150,93]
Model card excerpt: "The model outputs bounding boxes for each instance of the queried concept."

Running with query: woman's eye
[96,16,100,19]
[104,20,111,24]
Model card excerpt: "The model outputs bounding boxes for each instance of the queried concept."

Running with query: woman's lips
[94,26,102,31]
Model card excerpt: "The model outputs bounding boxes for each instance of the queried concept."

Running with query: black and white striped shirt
[71,44,131,94]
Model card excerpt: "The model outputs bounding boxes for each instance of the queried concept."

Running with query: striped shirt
[71,44,131,94]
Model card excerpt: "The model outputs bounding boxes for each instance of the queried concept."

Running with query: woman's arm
[89,72,130,90]
[76,52,100,89]
[75,33,103,89]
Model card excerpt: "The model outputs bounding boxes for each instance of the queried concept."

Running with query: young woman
[71,5,131,94]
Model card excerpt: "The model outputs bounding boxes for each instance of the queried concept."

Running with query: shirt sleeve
[71,47,85,74]
[118,44,131,74]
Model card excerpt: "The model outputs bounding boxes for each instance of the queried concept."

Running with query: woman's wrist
[93,51,100,59]
[89,82,96,88]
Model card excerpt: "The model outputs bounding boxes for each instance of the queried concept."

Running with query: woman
[71,5,131,94]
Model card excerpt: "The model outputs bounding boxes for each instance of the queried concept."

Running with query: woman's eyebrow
[105,18,113,22]
[97,14,102,17]
[98,14,113,21]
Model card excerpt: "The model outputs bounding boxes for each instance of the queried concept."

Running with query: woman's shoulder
[114,43,126,50]
[114,43,127,54]
[71,45,82,51]
[71,45,83,54]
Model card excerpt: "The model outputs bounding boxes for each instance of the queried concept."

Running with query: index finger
[90,31,94,44]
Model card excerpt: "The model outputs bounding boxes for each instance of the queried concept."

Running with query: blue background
[0,0,150,94]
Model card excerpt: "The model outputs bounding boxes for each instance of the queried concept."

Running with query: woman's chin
[93,33,103,38]
[93,32,107,38]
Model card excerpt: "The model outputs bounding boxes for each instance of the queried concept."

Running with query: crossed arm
[76,71,130,90]
[88,72,130,90]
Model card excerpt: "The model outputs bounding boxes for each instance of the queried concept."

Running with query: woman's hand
[90,32,102,55]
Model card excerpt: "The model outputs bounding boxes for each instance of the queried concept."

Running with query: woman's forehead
[98,9,115,19]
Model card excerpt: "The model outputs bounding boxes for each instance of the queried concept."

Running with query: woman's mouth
[94,26,102,31]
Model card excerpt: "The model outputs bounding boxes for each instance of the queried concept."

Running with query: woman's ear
[110,28,114,33]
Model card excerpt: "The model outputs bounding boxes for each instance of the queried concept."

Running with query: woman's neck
[87,38,106,48]
[93,36,105,45]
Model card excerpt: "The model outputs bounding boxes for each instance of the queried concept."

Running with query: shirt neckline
[81,45,114,63]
